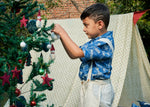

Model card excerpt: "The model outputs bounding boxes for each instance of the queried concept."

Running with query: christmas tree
[0,0,59,106]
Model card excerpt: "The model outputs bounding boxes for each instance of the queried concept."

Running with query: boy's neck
[98,29,107,37]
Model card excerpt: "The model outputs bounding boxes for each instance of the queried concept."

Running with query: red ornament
[11,66,21,79]
[0,73,10,86]
[15,88,21,96]
[18,59,22,64]
[20,15,28,27]
[10,103,17,107]
[50,44,55,54]
[41,73,53,87]
[30,100,36,106]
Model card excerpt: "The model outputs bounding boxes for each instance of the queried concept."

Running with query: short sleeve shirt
[79,31,114,80]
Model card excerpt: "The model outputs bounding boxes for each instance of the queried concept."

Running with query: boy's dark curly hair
[80,3,110,29]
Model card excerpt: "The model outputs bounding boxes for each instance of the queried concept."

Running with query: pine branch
[25,62,39,84]
[0,0,57,106]
[32,79,54,91]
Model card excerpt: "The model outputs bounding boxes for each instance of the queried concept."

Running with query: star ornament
[0,73,10,86]
[11,67,21,79]
[41,73,53,87]
[20,15,28,27]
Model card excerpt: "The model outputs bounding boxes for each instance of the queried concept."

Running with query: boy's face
[82,17,102,39]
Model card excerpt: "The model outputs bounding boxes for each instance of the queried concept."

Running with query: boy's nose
[83,27,86,32]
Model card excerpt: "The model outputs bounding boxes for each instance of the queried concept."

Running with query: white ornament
[49,44,55,60]
[36,20,41,28]
[37,16,41,20]
[51,32,60,40]
[50,54,55,60]
[20,41,26,48]
[47,43,51,49]
[36,10,41,28]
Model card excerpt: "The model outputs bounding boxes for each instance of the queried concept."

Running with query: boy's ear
[97,20,104,29]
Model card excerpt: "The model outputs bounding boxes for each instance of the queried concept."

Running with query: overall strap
[97,38,114,52]
[87,61,93,81]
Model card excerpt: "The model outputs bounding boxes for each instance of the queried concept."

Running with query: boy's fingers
[51,25,56,32]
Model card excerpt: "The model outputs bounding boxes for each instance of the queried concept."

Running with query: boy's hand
[51,24,84,59]
[51,24,67,37]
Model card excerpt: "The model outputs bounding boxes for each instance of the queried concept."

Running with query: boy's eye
[84,23,88,27]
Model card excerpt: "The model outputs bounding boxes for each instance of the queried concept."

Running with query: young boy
[52,3,114,107]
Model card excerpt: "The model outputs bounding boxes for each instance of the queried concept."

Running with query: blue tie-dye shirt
[79,31,114,80]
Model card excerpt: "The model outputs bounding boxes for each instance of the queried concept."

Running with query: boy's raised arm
[51,24,84,59]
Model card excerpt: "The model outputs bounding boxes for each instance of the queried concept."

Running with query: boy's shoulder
[95,31,113,41]
[80,31,114,47]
